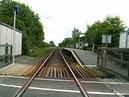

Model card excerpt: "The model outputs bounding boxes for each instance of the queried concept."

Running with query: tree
[0,0,45,54]
[59,38,75,47]
[85,16,125,47]
[72,28,81,43]
[85,21,103,45]
[103,16,125,46]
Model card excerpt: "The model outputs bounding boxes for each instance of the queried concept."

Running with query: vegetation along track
[14,48,91,97]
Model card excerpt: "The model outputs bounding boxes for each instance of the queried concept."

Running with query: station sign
[102,34,112,43]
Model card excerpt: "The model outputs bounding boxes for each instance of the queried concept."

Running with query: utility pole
[12,5,20,63]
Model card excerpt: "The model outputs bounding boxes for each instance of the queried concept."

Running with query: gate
[0,43,12,68]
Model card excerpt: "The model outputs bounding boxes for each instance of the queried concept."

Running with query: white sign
[127,35,129,48]
[119,32,127,48]
[102,34,112,43]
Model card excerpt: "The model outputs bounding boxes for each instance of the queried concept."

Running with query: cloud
[15,0,129,45]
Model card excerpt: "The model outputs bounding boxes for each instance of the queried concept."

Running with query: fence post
[5,43,8,63]
[97,49,99,66]
[105,49,108,71]
[104,56,107,71]
[128,64,129,77]
[101,50,104,68]
[101,48,106,71]
[10,45,13,62]
[120,52,123,61]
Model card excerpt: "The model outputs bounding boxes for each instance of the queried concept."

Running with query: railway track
[26,49,93,78]
[14,49,89,97]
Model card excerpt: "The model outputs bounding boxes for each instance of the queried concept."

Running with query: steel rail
[70,50,84,68]
[59,50,89,97]
[13,49,55,97]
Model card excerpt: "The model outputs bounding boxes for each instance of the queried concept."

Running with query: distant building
[0,22,22,56]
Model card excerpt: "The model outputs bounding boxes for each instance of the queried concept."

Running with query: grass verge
[86,66,115,78]
[28,47,54,57]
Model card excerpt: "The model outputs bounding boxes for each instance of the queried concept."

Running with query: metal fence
[97,47,129,77]
[0,43,12,67]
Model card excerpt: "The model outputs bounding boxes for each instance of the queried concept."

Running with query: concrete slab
[64,48,97,66]
[15,56,38,65]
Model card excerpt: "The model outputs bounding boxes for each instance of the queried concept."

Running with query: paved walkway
[0,56,38,69]
[0,75,129,97]
[15,56,38,65]
[64,48,97,66]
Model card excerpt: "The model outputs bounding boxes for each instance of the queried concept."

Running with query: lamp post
[79,34,85,49]
[12,5,20,63]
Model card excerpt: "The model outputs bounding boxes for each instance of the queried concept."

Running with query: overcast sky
[15,0,129,45]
